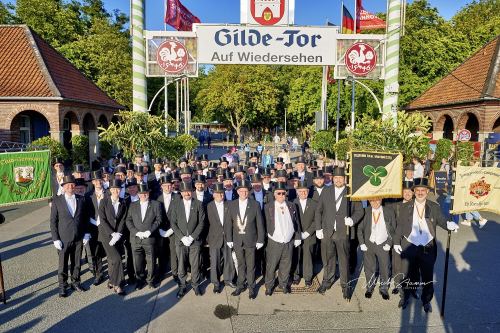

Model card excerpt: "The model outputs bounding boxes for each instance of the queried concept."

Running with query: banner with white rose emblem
[348,151,403,200]
[451,165,500,215]
[0,150,52,206]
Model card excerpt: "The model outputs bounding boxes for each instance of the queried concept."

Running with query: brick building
[0,25,123,161]
[405,35,500,142]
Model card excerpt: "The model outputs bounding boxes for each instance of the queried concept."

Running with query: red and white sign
[156,40,189,73]
[457,129,472,142]
[345,42,377,76]
[241,0,294,26]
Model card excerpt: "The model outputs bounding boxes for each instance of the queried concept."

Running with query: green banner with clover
[348,151,403,200]
[0,150,52,207]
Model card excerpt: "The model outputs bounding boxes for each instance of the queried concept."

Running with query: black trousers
[321,237,350,288]
[234,246,256,289]
[122,236,135,280]
[131,238,156,284]
[400,238,437,304]
[168,236,178,276]
[292,236,316,282]
[363,242,391,293]
[209,244,235,287]
[177,244,201,288]
[156,237,169,277]
[101,238,124,287]
[392,248,403,290]
[265,239,293,290]
[84,237,105,278]
[57,240,83,288]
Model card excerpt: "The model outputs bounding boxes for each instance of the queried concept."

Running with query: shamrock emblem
[363,165,388,186]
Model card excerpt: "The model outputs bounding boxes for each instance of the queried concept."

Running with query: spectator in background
[207,135,212,149]
[261,149,273,168]
[412,157,424,179]
[278,148,290,164]
[273,133,280,154]
[256,142,264,160]
[292,137,299,152]
[244,143,251,163]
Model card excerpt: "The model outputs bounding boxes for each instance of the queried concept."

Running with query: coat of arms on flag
[348,151,403,200]
[451,165,500,215]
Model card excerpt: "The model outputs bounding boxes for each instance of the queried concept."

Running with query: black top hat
[179,157,188,163]
[138,183,150,193]
[236,179,251,190]
[219,157,228,163]
[126,178,139,188]
[247,162,257,169]
[333,167,346,177]
[135,152,143,158]
[273,182,288,192]
[91,170,102,180]
[194,174,206,183]
[134,165,145,175]
[180,167,192,175]
[235,165,247,173]
[403,180,414,190]
[194,164,203,172]
[109,179,122,189]
[216,168,224,176]
[75,178,87,187]
[296,180,309,189]
[249,174,262,183]
[172,171,181,181]
[127,163,135,171]
[54,157,64,165]
[261,168,272,176]
[209,161,218,169]
[206,170,216,179]
[412,177,431,189]
[309,160,318,168]
[152,158,162,165]
[276,157,284,163]
[312,170,324,179]
[285,163,293,169]
[114,166,127,175]
[275,169,288,178]
[118,158,127,165]
[323,165,334,174]
[404,163,415,171]
[179,181,193,192]
[296,156,307,164]
[100,167,111,175]
[160,174,173,184]
[61,175,76,186]
[223,171,233,181]
[213,182,225,193]
[250,152,259,158]
[74,164,85,173]
[269,164,275,170]
[200,154,209,161]
[289,171,299,180]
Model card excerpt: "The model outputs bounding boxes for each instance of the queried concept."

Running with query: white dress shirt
[407,200,433,246]
[111,198,120,215]
[269,202,294,243]
[316,187,323,196]
[119,185,126,198]
[130,195,139,203]
[155,171,162,181]
[298,171,305,181]
[215,200,224,226]
[334,186,346,230]
[238,199,248,218]
[183,199,191,222]
[163,192,172,214]
[263,183,271,191]
[56,172,64,195]
[196,191,205,202]
[299,198,307,213]
[65,194,76,217]
[140,200,148,222]
[369,206,388,245]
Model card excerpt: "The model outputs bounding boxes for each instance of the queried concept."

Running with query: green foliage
[432,138,453,170]
[310,130,336,158]
[333,137,353,161]
[457,141,475,165]
[70,135,89,166]
[0,2,18,24]
[99,140,113,160]
[174,134,198,155]
[29,136,69,162]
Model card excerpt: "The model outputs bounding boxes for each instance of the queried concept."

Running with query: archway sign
[145,0,385,78]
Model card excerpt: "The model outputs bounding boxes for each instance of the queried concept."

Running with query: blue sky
[104,0,472,30]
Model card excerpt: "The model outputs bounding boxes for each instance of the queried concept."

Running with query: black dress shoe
[423,303,432,313]
[59,288,68,298]
[292,278,300,285]
[93,276,105,286]
[342,287,350,300]
[225,282,237,289]
[231,287,244,296]
[365,290,373,299]
[265,288,273,296]
[391,288,399,295]
[283,286,291,294]
[248,288,256,299]
[317,285,327,295]
[380,291,390,300]
[194,287,203,296]
[398,298,409,309]
[135,280,146,290]
[411,290,420,299]
[305,280,312,287]
[213,285,221,294]
[148,282,157,289]
[173,275,180,284]
[71,283,87,292]
[107,283,114,290]
[176,287,186,299]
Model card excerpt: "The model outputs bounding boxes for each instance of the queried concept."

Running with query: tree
[310,130,336,158]
[0,2,18,24]
[29,136,69,162]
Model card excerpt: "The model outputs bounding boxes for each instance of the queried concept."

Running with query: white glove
[90,218,98,226]
[159,229,167,238]
[394,245,402,255]
[136,231,144,239]
[294,239,301,248]
[316,229,324,240]
[226,242,234,249]
[143,230,151,238]
[166,228,174,237]
[360,244,368,252]
[181,236,190,247]
[83,233,91,245]
[447,221,459,232]
[187,235,194,246]
[53,240,63,251]
[383,244,391,252]
[301,232,310,240]
[256,242,264,250]
[344,217,354,227]
[109,233,121,246]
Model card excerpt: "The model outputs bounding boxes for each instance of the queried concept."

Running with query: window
[19,115,31,143]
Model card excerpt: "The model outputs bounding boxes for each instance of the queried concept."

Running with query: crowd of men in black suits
[49,152,459,313]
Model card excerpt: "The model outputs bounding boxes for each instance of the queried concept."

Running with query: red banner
[359,8,386,30]
[165,0,201,31]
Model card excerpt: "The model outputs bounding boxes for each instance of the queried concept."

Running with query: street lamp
[148,75,185,136]
[345,76,383,125]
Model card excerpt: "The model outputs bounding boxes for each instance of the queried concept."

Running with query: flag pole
[164,0,169,136]
[336,1,343,149]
